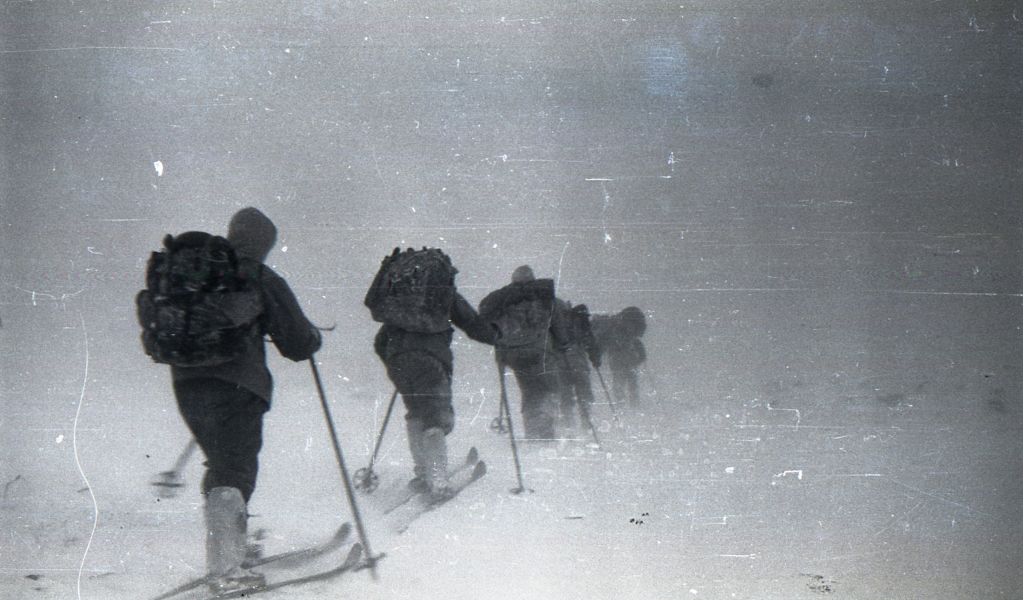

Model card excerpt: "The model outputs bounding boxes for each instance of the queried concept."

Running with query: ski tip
[467,446,479,463]
[472,460,486,478]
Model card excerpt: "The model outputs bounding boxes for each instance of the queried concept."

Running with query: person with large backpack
[554,301,601,431]
[136,207,321,594]
[591,306,647,408]
[366,247,496,500]
[478,265,573,440]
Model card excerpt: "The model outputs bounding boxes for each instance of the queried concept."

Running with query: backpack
[135,231,263,367]
[483,279,555,348]
[364,247,457,333]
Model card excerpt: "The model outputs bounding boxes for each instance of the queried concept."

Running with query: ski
[198,543,363,600]
[149,522,351,600]
[381,447,479,515]
[392,460,487,534]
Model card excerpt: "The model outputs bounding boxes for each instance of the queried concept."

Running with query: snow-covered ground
[1,2,1020,599]
[2,273,1019,599]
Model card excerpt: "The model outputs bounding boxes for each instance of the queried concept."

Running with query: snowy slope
[1,282,1020,599]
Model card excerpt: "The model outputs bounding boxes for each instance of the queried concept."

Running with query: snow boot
[421,427,453,502]
[205,486,265,594]
[405,418,431,493]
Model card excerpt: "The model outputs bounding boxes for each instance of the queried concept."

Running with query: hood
[227,207,277,262]
[619,306,646,336]
[511,265,535,284]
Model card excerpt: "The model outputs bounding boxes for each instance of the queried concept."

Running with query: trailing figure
[136,207,322,595]
[479,265,573,440]
[554,302,601,433]
[367,247,496,501]
[591,306,647,408]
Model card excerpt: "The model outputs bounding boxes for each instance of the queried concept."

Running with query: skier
[138,207,322,594]
[479,265,573,440]
[554,302,601,431]
[591,306,647,408]
[367,248,496,500]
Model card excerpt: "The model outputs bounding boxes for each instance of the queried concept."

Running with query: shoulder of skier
[257,265,322,361]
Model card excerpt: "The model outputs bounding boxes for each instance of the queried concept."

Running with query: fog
[1,2,1020,599]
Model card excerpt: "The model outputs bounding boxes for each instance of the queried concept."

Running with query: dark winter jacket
[171,208,321,404]
[374,292,496,374]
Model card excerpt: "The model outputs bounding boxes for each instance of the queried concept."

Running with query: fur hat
[228,207,277,262]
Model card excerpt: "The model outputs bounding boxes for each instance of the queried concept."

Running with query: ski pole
[594,367,619,417]
[497,359,531,494]
[354,388,398,493]
[151,439,198,497]
[172,439,198,473]
[309,359,380,579]
[556,352,602,450]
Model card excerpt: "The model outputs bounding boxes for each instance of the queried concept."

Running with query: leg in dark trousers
[385,352,455,498]
[501,348,559,439]
[174,378,268,502]
[174,378,268,588]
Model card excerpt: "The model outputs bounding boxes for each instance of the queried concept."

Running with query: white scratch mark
[600,183,612,244]
[766,401,801,427]
[467,387,488,427]
[885,477,990,516]
[73,311,97,600]
[774,469,804,480]
[153,160,164,177]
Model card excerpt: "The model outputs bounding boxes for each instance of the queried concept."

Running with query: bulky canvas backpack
[482,279,555,348]
[135,231,263,367]
[364,247,457,333]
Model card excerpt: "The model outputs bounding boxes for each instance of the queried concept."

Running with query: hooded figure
[591,306,647,408]
[479,265,573,439]
[554,301,600,430]
[170,207,321,594]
